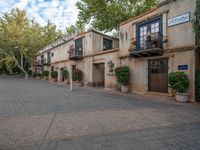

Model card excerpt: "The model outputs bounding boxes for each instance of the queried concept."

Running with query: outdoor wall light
[107,60,114,72]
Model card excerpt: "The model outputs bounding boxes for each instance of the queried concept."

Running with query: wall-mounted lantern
[107,60,114,73]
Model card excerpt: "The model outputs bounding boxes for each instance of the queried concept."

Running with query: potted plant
[51,71,58,82]
[33,72,37,78]
[168,72,190,103]
[146,31,151,42]
[28,70,32,76]
[115,66,130,93]
[131,38,137,45]
[115,66,122,91]
[37,73,42,79]
[42,70,49,80]
[73,69,83,86]
[151,33,159,48]
[62,69,69,84]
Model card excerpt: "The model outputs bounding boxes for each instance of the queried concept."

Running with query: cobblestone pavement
[0,77,200,150]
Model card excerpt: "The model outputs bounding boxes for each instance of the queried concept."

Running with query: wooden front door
[148,59,168,93]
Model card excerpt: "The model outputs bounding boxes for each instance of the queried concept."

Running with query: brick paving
[0,76,200,150]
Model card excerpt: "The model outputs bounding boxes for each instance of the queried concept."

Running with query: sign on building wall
[168,13,190,27]
[178,65,188,70]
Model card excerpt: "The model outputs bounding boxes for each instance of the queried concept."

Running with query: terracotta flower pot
[176,92,189,103]
[131,38,137,45]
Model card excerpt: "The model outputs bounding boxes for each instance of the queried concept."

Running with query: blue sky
[0,0,79,31]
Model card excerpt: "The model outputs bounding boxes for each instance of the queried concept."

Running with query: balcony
[68,48,83,60]
[130,32,164,58]
[43,58,51,66]
[36,58,50,67]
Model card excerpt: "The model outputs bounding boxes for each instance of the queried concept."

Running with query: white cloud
[0,0,80,31]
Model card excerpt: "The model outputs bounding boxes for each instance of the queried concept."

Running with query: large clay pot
[121,85,129,93]
[176,92,189,103]
[52,78,57,82]
[73,81,83,87]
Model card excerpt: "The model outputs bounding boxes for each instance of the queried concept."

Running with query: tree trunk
[15,53,28,80]
[11,51,28,80]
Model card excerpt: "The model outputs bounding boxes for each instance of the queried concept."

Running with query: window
[75,38,83,56]
[41,55,44,64]
[51,66,54,71]
[51,52,54,57]
[103,38,113,51]
[139,26,147,49]
[137,17,162,50]
[151,22,159,33]
[125,32,128,41]
[47,52,51,64]
[75,38,83,51]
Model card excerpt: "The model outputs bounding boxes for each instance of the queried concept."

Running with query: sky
[0,0,79,31]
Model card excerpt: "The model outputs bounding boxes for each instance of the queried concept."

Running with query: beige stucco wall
[92,32,119,52]
[51,40,74,64]
[162,0,196,49]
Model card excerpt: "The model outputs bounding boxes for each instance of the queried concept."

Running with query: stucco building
[35,30,119,88]
[35,0,199,102]
[119,0,199,102]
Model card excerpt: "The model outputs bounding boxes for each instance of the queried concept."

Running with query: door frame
[148,58,169,93]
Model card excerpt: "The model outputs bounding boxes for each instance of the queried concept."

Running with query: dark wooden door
[148,59,168,93]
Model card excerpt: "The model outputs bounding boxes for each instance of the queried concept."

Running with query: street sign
[178,65,188,70]
[168,13,190,27]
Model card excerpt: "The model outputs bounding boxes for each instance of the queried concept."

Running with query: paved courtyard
[0,77,200,150]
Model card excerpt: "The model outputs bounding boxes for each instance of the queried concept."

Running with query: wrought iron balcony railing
[130,32,164,58]
[68,48,83,60]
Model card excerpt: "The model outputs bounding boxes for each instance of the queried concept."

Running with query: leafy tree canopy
[0,9,63,78]
[76,0,158,32]
[66,21,85,36]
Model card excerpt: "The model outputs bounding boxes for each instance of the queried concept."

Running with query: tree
[76,0,158,32]
[0,9,63,79]
[66,21,85,36]
[66,25,76,35]
[193,0,200,42]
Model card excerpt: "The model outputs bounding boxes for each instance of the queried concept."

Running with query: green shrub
[42,70,49,77]
[168,72,189,93]
[37,73,42,77]
[195,70,200,101]
[28,70,32,76]
[115,66,130,86]
[51,71,58,79]
[62,70,69,80]
[73,69,83,82]
[33,72,37,77]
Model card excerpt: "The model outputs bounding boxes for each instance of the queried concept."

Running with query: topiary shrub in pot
[115,66,130,93]
[115,66,122,91]
[168,71,190,103]
[195,70,200,102]
[37,73,42,79]
[73,69,83,86]
[28,70,32,76]
[51,71,58,82]
[42,70,49,80]
[62,70,69,84]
